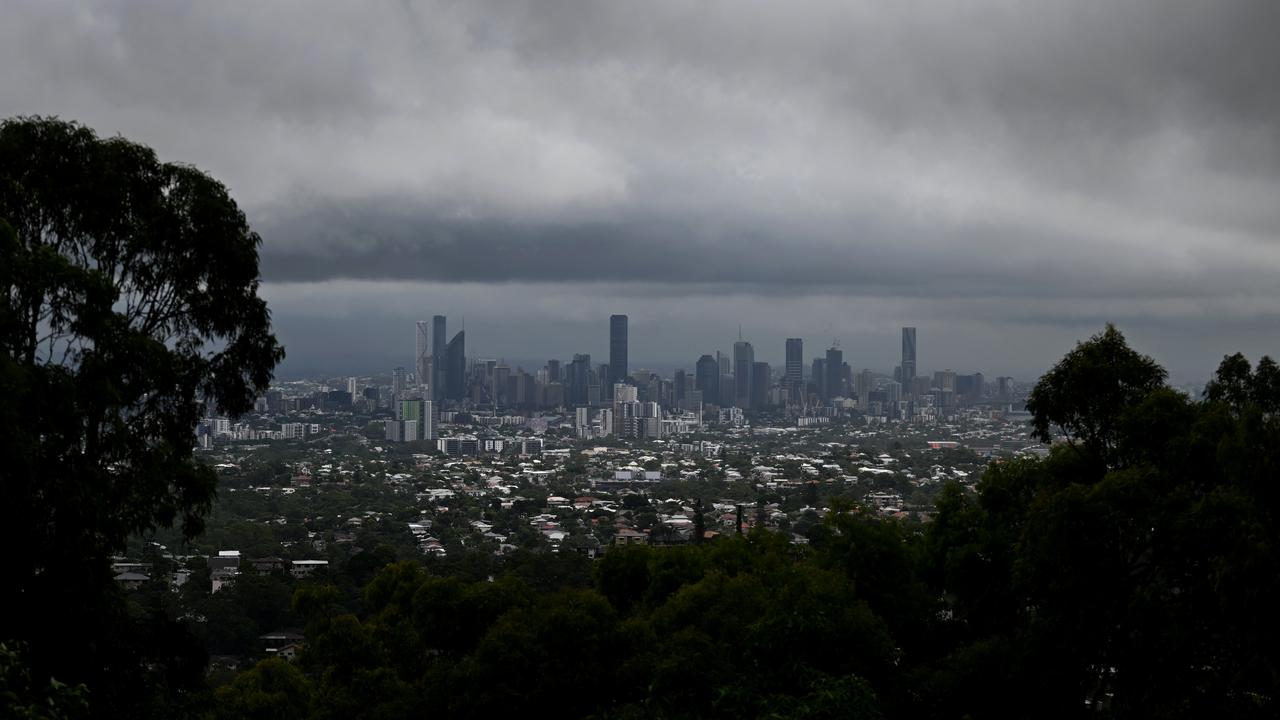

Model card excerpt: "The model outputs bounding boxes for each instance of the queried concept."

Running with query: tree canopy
[0,116,282,717]
[1025,323,1166,466]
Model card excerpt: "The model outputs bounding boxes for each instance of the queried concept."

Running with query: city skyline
[308,318,1009,421]
[407,317,952,381]
[278,313,1212,384]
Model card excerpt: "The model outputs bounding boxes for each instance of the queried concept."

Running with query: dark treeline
[213,326,1280,719]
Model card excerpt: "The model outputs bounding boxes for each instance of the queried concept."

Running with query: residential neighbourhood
[117,386,1047,672]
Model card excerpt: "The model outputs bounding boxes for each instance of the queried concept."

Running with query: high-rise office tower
[719,374,736,410]
[392,366,407,399]
[812,358,827,399]
[547,359,561,384]
[674,369,687,404]
[598,363,611,398]
[569,353,592,407]
[857,368,874,400]
[445,330,466,401]
[432,315,447,401]
[544,381,565,408]
[901,327,917,391]
[734,340,754,409]
[415,321,431,387]
[911,375,932,398]
[510,370,531,407]
[884,381,902,418]
[825,346,843,401]
[785,338,803,389]
[609,315,628,396]
[695,354,719,406]
[685,389,703,417]
[934,369,956,392]
[717,351,731,376]
[751,361,770,409]
[611,383,640,437]
[493,365,510,405]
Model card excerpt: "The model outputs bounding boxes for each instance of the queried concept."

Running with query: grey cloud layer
[257,199,1278,303]
[2,1,1279,372]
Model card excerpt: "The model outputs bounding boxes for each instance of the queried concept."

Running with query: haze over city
[3,1,1278,380]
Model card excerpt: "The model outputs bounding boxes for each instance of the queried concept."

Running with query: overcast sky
[4,1,1279,380]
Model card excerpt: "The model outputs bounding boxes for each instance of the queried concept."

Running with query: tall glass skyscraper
[733,340,754,409]
[825,346,843,401]
[569,353,592,407]
[785,338,803,401]
[609,315,628,398]
[445,330,465,401]
[695,354,719,406]
[901,327,917,390]
[432,315,447,401]
[415,321,431,387]
[751,361,770,409]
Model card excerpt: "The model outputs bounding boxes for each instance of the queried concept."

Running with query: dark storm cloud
[2,0,1279,373]
[256,199,1275,303]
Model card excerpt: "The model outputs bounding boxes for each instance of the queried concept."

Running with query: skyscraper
[812,358,827,399]
[825,346,843,401]
[695,354,719,406]
[432,315,447,401]
[857,368,874,400]
[934,369,956,393]
[751,361,770,409]
[884,381,902,418]
[785,338,803,390]
[719,374,736,410]
[734,340,754,409]
[901,327,917,391]
[569,353,592,407]
[445,330,465,401]
[392,366,407,399]
[609,315,628,396]
[415,321,431,387]
[493,364,510,405]
[399,398,427,440]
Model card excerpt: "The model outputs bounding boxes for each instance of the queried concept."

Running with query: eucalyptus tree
[0,116,283,716]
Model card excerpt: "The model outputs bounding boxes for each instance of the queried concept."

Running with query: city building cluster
[385,317,1018,434]
[195,315,1025,452]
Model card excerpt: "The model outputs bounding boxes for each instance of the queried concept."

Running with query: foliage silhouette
[0,116,282,717]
